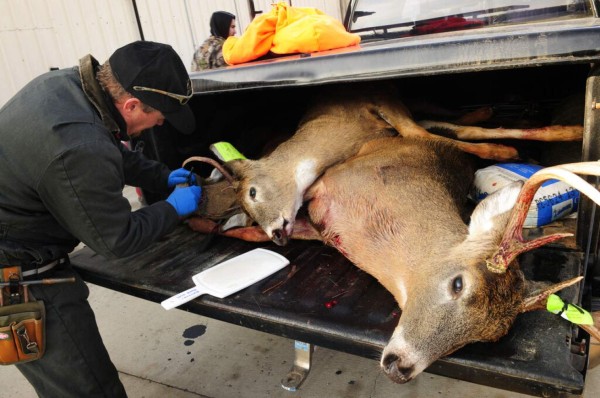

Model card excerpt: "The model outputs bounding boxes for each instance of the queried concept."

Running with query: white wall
[0,0,139,106]
[134,0,253,72]
[0,0,343,107]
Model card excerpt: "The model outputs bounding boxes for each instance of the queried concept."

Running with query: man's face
[117,97,165,137]
[127,109,165,137]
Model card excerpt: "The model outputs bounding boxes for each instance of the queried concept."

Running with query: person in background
[0,40,201,397]
[191,11,236,71]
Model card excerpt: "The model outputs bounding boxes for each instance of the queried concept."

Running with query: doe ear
[519,276,583,313]
[225,159,251,178]
[468,181,523,237]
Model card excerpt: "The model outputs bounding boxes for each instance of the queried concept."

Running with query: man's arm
[118,141,171,193]
[38,140,179,259]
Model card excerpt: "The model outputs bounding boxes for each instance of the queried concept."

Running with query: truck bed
[70,223,586,397]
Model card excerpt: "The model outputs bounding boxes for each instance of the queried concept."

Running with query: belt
[22,259,60,277]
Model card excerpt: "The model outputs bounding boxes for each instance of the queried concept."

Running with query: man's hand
[168,168,196,187]
[166,186,202,216]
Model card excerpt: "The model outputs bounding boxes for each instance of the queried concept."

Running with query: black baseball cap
[109,41,195,134]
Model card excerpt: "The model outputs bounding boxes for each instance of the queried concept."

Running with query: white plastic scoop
[161,248,289,310]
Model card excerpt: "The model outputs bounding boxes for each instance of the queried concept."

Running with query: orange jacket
[223,2,361,65]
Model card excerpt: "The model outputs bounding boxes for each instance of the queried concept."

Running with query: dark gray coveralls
[0,55,181,397]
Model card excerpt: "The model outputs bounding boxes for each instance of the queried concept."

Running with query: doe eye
[452,276,463,294]
[249,187,256,199]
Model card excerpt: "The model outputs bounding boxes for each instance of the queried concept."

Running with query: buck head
[381,178,583,383]
[227,158,310,246]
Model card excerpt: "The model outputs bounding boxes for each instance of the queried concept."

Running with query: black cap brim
[164,104,195,135]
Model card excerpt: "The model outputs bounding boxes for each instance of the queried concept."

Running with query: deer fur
[225,84,582,246]
[226,84,402,245]
[189,136,583,383]
[304,136,583,382]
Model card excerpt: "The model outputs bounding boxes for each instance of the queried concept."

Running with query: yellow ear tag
[546,294,593,325]
[210,142,247,162]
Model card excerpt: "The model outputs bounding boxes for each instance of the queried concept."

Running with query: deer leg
[186,217,322,242]
[289,218,323,241]
[404,98,493,125]
[452,140,520,161]
[376,99,431,139]
[187,217,272,242]
[418,121,583,142]
[376,107,520,161]
[453,107,494,125]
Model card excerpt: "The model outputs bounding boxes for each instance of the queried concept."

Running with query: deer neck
[339,214,469,308]
[293,159,318,195]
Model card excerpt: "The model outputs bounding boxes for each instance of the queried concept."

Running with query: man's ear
[121,97,141,113]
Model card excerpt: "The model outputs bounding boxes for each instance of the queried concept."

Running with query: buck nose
[382,353,414,384]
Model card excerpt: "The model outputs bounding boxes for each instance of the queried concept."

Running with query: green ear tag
[210,142,247,162]
[546,294,593,325]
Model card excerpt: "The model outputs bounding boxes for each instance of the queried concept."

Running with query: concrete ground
[2,187,598,397]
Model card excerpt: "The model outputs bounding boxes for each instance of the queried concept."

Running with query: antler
[182,156,235,184]
[487,161,600,273]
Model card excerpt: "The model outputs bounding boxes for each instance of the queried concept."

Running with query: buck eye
[249,187,256,200]
[452,276,463,295]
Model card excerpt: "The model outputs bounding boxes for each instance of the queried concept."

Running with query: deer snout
[271,219,291,246]
[381,353,415,384]
[271,228,289,246]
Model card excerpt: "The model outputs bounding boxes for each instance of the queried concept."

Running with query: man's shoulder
[29,67,80,94]
[37,68,105,128]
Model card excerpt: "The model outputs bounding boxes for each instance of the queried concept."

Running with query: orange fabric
[222,10,278,66]
[223,2,360,65]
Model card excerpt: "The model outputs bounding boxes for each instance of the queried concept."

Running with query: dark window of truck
[348,0,593,41]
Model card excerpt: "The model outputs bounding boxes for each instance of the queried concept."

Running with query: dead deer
[189,137,599,383]
[224,84,582,246]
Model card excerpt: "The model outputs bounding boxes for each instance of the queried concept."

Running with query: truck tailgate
[70,225,585,397]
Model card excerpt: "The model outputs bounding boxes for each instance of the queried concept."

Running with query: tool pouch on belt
[0,267,45,365]
[0,300,45,364]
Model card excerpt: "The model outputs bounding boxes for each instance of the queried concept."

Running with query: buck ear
[519,276,583,313]
[468,181,523,237]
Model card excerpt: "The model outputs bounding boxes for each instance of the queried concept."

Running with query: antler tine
[487,161,600,274]
[182,156,235,184]
[519,276,583,312]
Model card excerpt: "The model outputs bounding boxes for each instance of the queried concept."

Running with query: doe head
[227,159,299,246]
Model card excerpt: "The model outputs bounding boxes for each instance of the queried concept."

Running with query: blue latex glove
[166,185,202,216]
[168,168,196,188]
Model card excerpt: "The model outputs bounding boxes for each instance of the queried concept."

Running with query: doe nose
[272,229,289,246]
[382,353,414,383]
[271,218,291,246]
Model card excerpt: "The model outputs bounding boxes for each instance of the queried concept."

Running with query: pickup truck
[71,1,600,396]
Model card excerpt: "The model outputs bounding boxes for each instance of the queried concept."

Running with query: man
[0,41,202,397]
